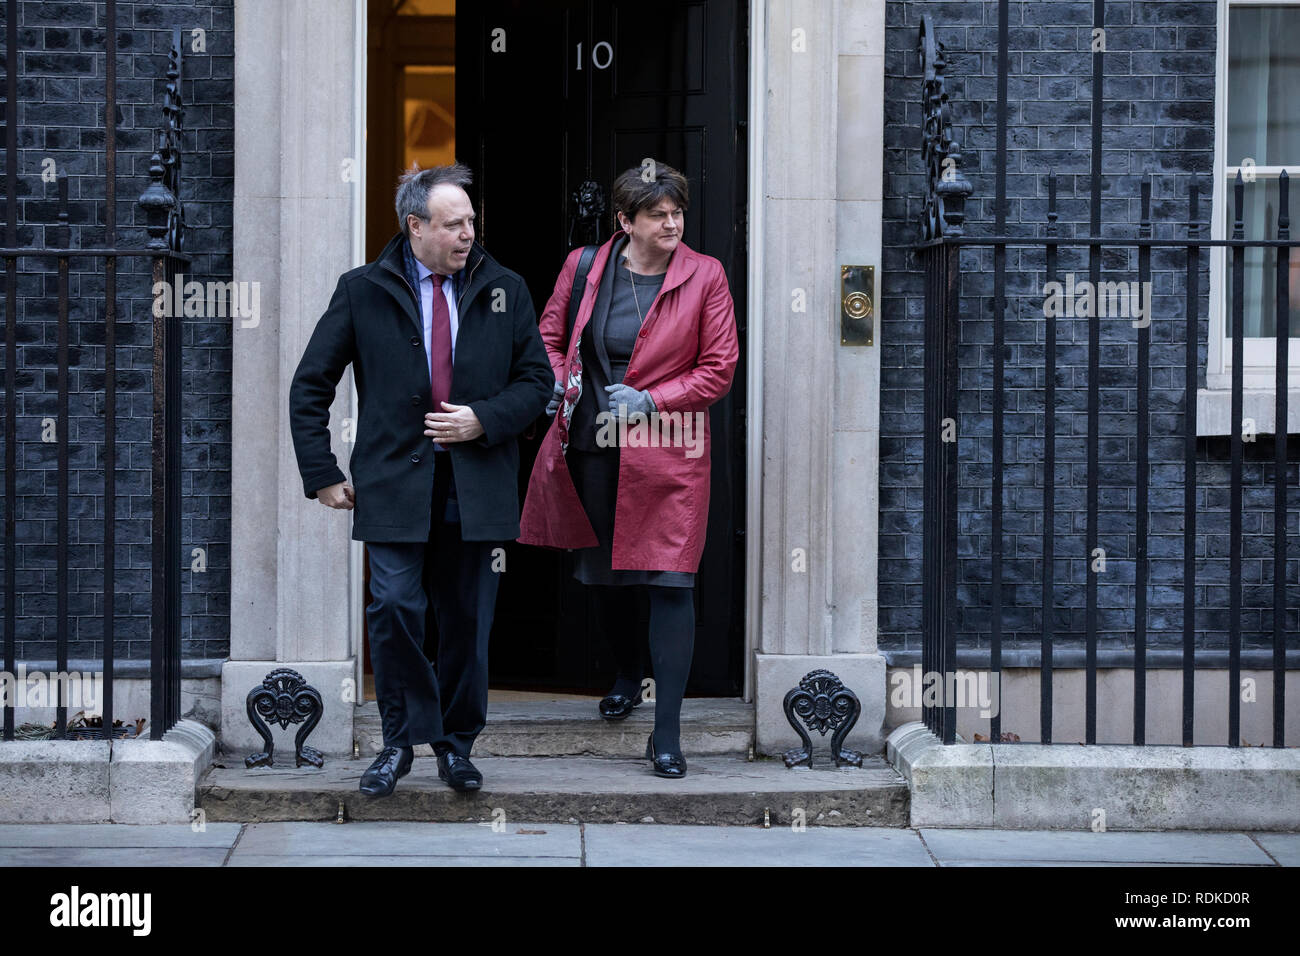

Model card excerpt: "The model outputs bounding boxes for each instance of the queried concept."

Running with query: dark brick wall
[3,0,1295,674]
[0,0,233,663]
[881,0,1300,657]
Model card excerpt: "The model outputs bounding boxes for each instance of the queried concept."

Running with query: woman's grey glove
[544,380,565,417]
[604,383,656,417]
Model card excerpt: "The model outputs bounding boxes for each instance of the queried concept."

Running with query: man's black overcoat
[289,232,554,542]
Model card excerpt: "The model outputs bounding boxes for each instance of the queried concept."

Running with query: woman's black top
[605,256,664,383]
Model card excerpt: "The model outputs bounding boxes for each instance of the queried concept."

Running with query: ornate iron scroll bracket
[568,179,606,247]
[781,669,864,769]
[137,29,185,253]
[918,15,972,242]
[244,668,325,769]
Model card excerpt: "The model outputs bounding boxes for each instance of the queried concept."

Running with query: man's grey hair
[395,162,473,237]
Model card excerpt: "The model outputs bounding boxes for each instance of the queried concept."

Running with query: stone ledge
[1197,387,1300,436]
[8,658,225,679]
[111,720,218,824]
[0,720,216,824]
[887,722,993,827]
[880,649,1300,669]
[887,720,1300,831]
[0,740,111,823]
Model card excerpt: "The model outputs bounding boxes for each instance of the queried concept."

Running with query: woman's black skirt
[566,445,695,588]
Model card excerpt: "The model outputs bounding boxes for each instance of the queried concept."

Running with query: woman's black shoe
[598,690,643,720]
[644,732,686,778]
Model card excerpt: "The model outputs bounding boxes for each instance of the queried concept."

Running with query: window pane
[1224,176,1300,338]
[403,66,456,172]
[1227,6,1300,166]
[395,0,454,14]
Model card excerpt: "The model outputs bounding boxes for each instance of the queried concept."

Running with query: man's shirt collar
[409,244,452,285]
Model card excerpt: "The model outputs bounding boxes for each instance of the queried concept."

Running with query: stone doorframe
[224,0,889,759]
[747,0,888,755]
[223,0,365,758]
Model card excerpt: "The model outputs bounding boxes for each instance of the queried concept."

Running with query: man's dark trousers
[364,451,499,757]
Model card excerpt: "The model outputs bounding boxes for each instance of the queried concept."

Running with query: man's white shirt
[413,257,460,365]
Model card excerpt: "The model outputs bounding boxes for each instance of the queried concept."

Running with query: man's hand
[425,402,485,443]
[317,481,354,510]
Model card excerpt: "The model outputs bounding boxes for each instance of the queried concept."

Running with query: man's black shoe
[436,750,483,791]
[359,745,413,798]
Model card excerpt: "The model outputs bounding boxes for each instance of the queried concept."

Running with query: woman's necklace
[626,258,645,324]
[623,247,665,324]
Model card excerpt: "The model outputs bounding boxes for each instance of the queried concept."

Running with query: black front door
[456,0,747,696]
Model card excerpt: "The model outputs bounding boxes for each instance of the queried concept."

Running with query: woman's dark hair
[611,160,689,224]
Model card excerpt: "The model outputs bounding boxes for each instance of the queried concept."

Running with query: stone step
[198,753,909,826]
[353,697,754,757]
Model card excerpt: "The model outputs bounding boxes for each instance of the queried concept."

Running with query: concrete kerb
[887,720,1300,831]
[0,719,216,824]
[887,722,993,828]
[0,740,112,823]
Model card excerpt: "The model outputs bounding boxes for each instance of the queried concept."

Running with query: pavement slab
[583,822,934,866]
[0,822,1292,866]
[226,854,579,867]
[232,820,581,860]
[1249,832,1300,867]
[0,847,231,866]
[919,829,1278,866]
[0,823,243,848]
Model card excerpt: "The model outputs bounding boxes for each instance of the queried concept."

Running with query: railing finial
[918,15,973,242]
[136,29,185,253]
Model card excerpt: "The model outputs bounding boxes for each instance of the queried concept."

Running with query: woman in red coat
[518,161,738,777]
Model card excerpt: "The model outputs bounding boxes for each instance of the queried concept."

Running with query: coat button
[627,370,638,380]
[410,394,421,405]
[410,453,421,463]
[639,328,648,338]
[410,336,421,346]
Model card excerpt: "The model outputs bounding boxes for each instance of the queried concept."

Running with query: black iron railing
[1,1,188,741]
[916,6,1296,747]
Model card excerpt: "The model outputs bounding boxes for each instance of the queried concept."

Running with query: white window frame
[1203,0,1300,433]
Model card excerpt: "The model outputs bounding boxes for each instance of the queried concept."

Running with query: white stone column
[753,0,887,756]
[223,0,360,757]
[831,8,885,654]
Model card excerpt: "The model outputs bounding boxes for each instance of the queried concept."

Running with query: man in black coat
[289,163,553,796]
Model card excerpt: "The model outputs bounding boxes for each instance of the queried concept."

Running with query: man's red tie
[429,273,453,413]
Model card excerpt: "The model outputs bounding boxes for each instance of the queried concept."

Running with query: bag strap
[566,244,599,339]
[522,244,599,444]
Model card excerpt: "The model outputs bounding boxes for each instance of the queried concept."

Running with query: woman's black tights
[596,584,695,755]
